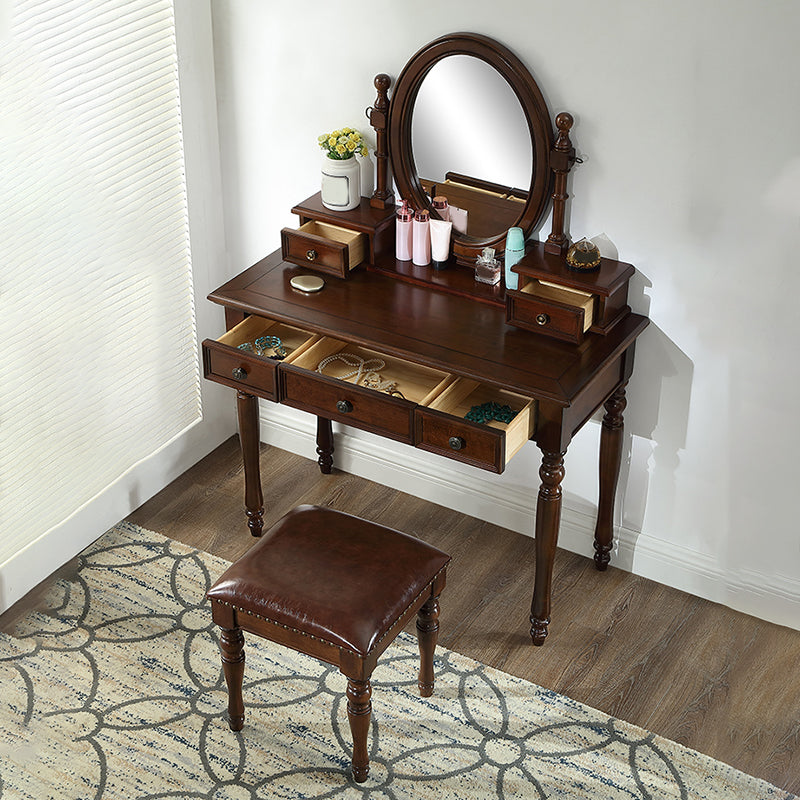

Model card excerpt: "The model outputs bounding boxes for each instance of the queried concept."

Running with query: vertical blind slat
[0,0,200,557]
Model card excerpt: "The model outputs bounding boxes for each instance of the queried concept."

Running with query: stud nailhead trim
[211,563,448,658]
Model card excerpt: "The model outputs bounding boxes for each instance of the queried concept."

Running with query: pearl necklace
[316,353,386,385]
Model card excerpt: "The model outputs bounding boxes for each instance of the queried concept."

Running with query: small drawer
[202,316,320,400]
[415,379,536,473]
[506,280,595,344]
[280,337,451,443]
[280,220,366,279]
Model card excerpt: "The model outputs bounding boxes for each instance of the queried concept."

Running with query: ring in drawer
[415,379,536,473]
[281,220,366,279]
[202,315,320,400]
[280,337,452,443]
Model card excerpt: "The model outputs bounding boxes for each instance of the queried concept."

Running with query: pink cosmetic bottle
[432,195,450,221]
[412,208,431,266]
[395,199,414,261]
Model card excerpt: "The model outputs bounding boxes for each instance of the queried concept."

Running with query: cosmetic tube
[429,218,452,269]
[504,227,525,290]
[395,199,414,261]
[412,209,431,266]
[449,204,468,235]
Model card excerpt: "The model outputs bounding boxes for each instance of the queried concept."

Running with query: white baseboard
[259,403,800,633]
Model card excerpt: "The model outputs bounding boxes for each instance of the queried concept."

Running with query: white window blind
[0,0,200,562]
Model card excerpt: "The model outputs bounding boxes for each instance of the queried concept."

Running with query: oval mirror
[411,55,533,238]
[389,33,554,264]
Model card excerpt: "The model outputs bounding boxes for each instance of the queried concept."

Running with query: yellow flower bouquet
[318,127,368,160]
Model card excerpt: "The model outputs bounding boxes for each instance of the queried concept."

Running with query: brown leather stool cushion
[207,505,451,657]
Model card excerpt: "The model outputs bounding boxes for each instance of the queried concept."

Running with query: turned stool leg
[416,594,441,697]
[346,678,372,783]
[219,626,245,731]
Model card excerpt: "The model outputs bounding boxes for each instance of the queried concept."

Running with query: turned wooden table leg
[416,594,441,697]
[346,678,372,783]
[593,383,628,570]
[236,390,264,537]
[530,449,566,645]
[316,416,334,474]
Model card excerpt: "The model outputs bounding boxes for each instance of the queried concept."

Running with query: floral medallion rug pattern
[0,523,793,800]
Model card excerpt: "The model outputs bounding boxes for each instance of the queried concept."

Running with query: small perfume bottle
[474,247,500,285]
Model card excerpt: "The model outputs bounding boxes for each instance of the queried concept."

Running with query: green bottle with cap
[504,227,525,290]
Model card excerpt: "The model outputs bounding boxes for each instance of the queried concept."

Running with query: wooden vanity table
[202,33,649,645]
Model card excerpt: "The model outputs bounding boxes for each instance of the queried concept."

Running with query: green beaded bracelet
[238,336,287,360]
[464,401,517,425]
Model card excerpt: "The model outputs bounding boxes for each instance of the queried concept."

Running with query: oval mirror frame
[389,33,554,264]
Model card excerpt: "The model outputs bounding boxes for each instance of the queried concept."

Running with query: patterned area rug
[0,523,793,800]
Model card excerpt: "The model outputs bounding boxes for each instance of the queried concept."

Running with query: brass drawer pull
[336,399,353,414]
[306,249,317,262]
[536,313,550,326]
[232,367,248,380]
[448,436,466,451]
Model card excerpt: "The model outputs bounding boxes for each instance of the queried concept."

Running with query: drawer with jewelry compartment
[506,279,596,345]
[280,220,366,279]
[415,379,537,473]
[202,315,321,400]
[278,337,453,443]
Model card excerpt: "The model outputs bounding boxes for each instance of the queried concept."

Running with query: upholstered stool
[207,504,450,783]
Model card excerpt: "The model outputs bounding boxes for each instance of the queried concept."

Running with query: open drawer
[415,379,537,473]
[202,315,320,400]
[506,279,596,344]
[280,220,366,279]
[279,337,452,443]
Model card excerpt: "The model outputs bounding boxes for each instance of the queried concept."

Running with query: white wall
[210,1,800,630]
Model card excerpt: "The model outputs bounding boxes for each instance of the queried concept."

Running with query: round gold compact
[566,239,601,271]
[290,274,325,293]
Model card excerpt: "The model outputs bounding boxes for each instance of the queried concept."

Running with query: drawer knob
[336,399,353,414]
[536,313,550,326]
[448,436,466,451]
[306,249,317,262]
[232,367,248,380]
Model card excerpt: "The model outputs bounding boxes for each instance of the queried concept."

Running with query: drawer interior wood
[297,220,365,268]
[520,279,596,331]
[291,337,452,404]
[425,379,536,461]
[217,316,320,363]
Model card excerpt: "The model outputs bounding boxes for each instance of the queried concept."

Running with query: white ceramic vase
[321,154,361,211]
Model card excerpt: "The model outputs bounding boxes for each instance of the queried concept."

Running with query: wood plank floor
[5,436,799,793]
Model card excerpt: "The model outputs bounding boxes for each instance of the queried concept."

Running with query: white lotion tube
[429,218,452,268]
